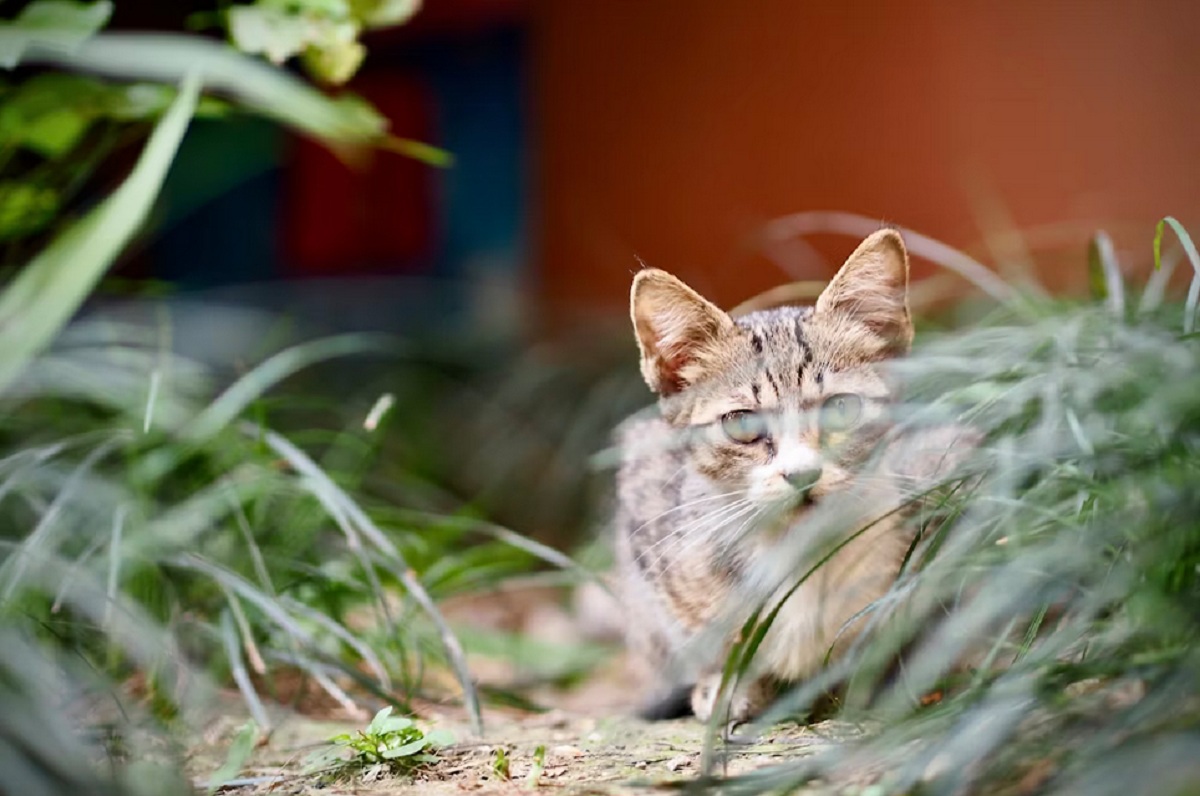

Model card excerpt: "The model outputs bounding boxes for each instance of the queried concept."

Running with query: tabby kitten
[614,229,917,723]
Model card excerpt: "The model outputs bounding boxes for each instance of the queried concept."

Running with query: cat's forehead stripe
[734,307,819,399]
[762,365,780,398]
[793,316,807,348]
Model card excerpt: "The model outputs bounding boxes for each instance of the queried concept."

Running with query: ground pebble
[552,745,584,758]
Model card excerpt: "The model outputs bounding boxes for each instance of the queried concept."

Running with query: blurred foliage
[0,72,198,391]
[0,0,445,251]
[0,1,519,792]
[221,0,422,85]
[0,0,111,68]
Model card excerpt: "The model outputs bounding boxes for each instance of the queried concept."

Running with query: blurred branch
[0,72,199,392]
[18,31,450,165]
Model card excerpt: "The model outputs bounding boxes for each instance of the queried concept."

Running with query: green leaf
[423,728,455,747]
[228,4,318,64]
[22,105,90,156]
[0,71,198,393]
[376,716,416,734]
[301,36,365,84]
[366,705,395,734]
[0,181,59,241]
[0,74,222,159]
[273,0,352,15]
[229,2,367,84]
[20,32,450,164]
[380,738,429,758]
[0,0,112,69]
[206,721,259,796]
[350,0,422,28]
[0,73,107,157]
[492,747,510,779]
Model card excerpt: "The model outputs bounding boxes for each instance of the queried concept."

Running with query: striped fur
[615,230,917,722]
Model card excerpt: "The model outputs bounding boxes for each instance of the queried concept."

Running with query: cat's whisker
[631,499,750,567]
[639,500,753,571]
[628,490,746,540]
[721,505,772,551]
[636,499,753,569]
[648,501,760,574]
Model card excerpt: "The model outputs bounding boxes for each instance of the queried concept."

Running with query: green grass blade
[1138,246,1180,315]
[1154,216,1200,333]
[102,504,125,630]
[187,333,393,439]
[172,554,318,647]
[0,436,122,601]
[132,464,272,556]
[0,71,199,393]
[204,719,258,796]
[259,427,484,736]
[396,509,610,593]
[219,608,271,733]
[279,595,391,689]
[760,210,1023,306]
[1087,231,1125,319]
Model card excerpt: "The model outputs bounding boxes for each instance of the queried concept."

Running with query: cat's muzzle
[782,467,822,504]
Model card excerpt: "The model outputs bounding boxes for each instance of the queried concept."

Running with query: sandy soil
[186,698,864,795]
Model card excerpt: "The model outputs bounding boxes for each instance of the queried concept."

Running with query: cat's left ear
[631,269,735,396]
[815,229,913,354]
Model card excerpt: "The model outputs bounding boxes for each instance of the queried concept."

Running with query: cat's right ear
[631,269,734,396]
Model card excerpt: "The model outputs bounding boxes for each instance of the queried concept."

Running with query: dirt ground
[187,696,863,795]
[183,585,865,794]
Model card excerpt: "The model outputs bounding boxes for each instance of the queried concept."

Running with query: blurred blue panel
[151,116,283,287]
[421,27,527,281]
[139,27,527,338]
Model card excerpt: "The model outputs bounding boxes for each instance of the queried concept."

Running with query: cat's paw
[690,674,772,724]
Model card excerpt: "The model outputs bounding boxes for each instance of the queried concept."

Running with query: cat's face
[630,230,912,509]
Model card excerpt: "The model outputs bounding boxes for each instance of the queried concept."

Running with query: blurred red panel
[280,73,437,277]
[533,0,1200,314]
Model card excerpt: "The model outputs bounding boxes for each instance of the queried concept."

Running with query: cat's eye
[819,393,864,432]
[720,410,767,444]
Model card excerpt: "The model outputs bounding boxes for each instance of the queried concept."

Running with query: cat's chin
[747,482,818,508]
[752,492,819,531]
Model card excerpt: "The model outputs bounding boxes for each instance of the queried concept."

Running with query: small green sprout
[492,746,511,780]
[321,707,455,777]
[525,744,546,789]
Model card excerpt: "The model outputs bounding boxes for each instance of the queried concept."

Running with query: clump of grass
[0,12,551,794]
[689,220,1200,795]
[306,706,455,780]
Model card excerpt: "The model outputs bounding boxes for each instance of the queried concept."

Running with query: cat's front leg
[689,672,776,724]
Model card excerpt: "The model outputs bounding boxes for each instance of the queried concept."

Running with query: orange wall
[532,0,1200,314]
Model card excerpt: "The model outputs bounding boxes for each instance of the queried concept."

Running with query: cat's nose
[783,467,822,493]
